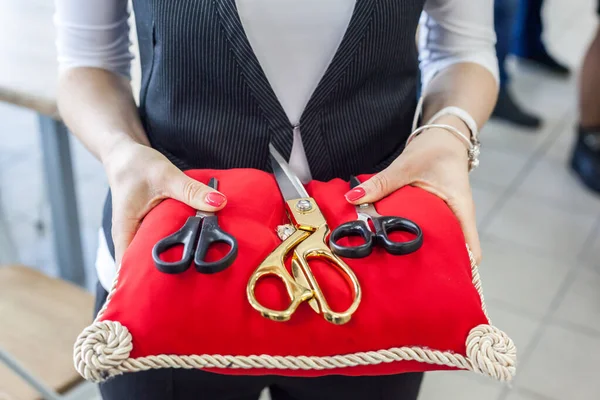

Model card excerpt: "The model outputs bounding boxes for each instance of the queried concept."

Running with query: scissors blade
[207,177,218,190]
[291,258,319,313]
[269,143,310,201]
[348,176,378,219]
[195,209,214,217]
[349,175,362,189]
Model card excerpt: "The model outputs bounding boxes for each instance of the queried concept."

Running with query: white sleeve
[54,0,133,79]
[418,0,499,91]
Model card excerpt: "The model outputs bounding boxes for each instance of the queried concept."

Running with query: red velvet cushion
[75,168,516,382]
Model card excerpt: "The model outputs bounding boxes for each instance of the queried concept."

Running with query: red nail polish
[205,192,226,207]
[344,187,366,202]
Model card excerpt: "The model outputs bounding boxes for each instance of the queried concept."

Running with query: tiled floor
[1,0,600,399]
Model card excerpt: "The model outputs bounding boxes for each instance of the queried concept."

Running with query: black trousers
[94,283,424,400]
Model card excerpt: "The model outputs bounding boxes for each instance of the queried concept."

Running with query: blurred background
[1,0,599,399]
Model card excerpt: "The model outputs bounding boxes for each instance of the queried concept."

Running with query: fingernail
[205,192,226,207]
[344,187,366,202]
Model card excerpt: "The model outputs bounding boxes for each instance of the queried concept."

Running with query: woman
[55,0,498,399]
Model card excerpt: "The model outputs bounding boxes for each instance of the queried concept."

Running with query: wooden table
[0,0,141,286]
[0,265,95,399]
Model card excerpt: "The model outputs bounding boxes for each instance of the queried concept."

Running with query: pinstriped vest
[103,0,425,257]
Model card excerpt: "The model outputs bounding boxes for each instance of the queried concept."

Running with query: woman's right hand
[102,139,228,265]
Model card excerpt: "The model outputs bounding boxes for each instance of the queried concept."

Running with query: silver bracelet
[405,123,480,171]
[427,106,480,144]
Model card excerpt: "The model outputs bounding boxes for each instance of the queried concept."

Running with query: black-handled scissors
[152,177,238,274]
[330,176,424,258]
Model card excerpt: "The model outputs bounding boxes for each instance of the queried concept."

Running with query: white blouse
[53,0,499,291]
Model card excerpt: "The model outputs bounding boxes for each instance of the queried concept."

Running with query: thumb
[344,167,409,204]
[446,194,482,264]
[165,170,228,212]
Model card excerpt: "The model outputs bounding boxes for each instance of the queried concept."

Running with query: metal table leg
[38,115,86,286]
[0,347,64,400]
[0,188,19,264]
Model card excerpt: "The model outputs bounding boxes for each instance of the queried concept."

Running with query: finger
[164,170,227,211]
[446,194,482,264]
[112,213,141,266]
[344,165,410,204]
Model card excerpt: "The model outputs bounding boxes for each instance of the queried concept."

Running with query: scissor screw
[296,200,313,212]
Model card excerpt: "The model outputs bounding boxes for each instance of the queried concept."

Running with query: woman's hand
[344,128,481,263]
[102,139,228,264]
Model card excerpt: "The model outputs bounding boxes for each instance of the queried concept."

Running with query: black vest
[103,0,425,257]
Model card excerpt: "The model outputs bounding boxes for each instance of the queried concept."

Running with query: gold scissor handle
[246,229,314,322]
[293,224,362,325]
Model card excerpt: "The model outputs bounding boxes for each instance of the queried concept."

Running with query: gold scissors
[246,144,362,325]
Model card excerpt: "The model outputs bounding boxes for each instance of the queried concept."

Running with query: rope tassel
[467,325,517,381]
[74,321,132,382]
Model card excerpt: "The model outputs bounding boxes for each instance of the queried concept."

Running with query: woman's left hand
[344,127,481,263]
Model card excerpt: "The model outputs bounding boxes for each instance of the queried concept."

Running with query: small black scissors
[330,176,424,258]
[152,177,238,274]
